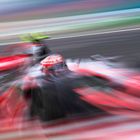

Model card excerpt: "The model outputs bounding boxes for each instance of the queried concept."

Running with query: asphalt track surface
[1,29,140,63]
[48,29,140,64]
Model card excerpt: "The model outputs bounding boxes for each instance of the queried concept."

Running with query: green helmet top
[20,32,49,42]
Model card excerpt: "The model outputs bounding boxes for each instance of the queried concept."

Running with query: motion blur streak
[0,0,140,140]
[79,88,140,117]
[1,115,140,140]
[1,0,140,21]
[0,8,140,41]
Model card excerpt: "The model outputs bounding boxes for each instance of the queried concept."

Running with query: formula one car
[25,54,140,121]
[1,52,140,123]
[1,32,140,121]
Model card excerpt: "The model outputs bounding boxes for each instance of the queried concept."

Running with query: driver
[40,54,68,76]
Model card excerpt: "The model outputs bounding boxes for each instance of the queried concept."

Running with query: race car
[1,53,140,123]
[1,33,140,122]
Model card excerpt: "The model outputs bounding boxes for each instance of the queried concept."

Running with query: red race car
[0,54,140,123]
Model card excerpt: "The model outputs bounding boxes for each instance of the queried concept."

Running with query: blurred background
[0,0,140,140]
[0,0,140,43]
[1,0,140,21]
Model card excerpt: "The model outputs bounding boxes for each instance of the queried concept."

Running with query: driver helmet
[41,54,67,73]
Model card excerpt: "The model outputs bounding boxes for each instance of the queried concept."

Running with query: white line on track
[0,27,140,46]
[50,27,140,40]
